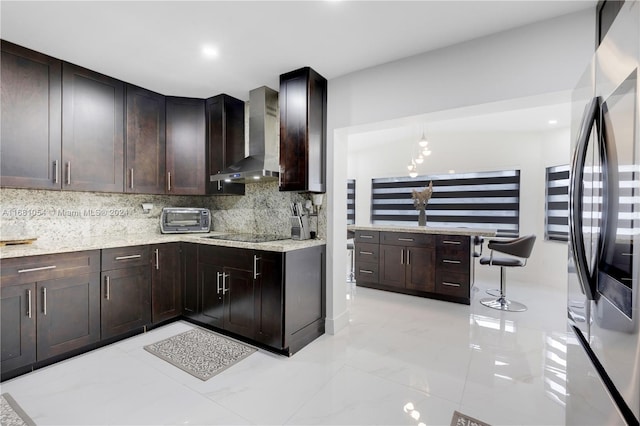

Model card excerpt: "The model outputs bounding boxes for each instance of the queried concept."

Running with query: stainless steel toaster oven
[160,207,211,234]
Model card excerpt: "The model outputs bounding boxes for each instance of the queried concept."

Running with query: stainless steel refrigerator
[567,2,639,425]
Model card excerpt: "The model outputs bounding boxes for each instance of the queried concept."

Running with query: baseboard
[325,308,350,335]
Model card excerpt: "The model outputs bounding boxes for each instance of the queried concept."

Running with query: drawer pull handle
[18,265,57,274]
[359,269,374,274]
[360,235,374,239]
[398,238,414,242]
[442,281,461,287]
[115,254,142,261]
[443,240,461,245]
[359,251,373,255]
[443,259,461,264]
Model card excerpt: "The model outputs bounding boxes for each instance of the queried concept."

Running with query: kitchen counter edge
[347,225,497,237]
[0,233,326,259]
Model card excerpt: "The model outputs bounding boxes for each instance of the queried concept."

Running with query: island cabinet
[165,97,206,194]
[150,243,182,324]
[354,229,476,304]
[184,244,326,356]
[125,84,166,194]
[205,94,245,195]
[0,40,62,190]
[100,246,151,340]
[279,67,327,193]
[0,250,101,380]
[62,62,125,192]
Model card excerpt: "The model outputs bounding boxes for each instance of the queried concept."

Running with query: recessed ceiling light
[201,45,219,59]
[548,119,558,125]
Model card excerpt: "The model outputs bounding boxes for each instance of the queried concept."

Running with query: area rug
[450,410,491,426]
[144,328,256,381]
[1,393,36,426]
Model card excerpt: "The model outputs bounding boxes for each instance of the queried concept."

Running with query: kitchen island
[348,225,496,305]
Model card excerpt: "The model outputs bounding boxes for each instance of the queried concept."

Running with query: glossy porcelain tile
[0,277,568,425]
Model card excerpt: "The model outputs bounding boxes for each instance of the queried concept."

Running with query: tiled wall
[0,182,326,242]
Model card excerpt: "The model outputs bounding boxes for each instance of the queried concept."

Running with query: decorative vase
[418,208,426,227]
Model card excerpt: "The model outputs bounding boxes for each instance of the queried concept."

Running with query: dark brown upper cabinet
[279,67,327,193]
[165,97,206,195]
[206,94,245,195]
[125,85,166,194]
[62,62,124,192]
[1,41,62,190]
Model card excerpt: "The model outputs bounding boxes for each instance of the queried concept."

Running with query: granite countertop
[347,224,497,237]
[0,232,326,259]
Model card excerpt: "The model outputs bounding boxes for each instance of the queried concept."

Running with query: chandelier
[407,129,431,177]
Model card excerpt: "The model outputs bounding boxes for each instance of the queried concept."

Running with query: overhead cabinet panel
[0,41,62,189]
[62,63,124,192]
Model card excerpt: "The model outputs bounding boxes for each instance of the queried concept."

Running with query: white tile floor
[0,278,569,425]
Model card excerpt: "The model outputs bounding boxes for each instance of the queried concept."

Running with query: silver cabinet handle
[115,254,142,261]
[217,180,222,191]
[359,269,373,274]
[167,172,172,192]
[18,265,56,274]
[53,160,59,184]
[443,240,461,245]
[66,161,71,185]
[154,249,160,270]
[222,273,229,294]
[27,289,32,318]
[359,251,373,255]
[443,259,461,264]
[442,281,461,287]
[105,276,110,300]
[216,272,223,294]
[401,249,404,265]
[360,235,374,239]
[42,287,47,315]
[407,250,411,265]
[398,237,414,242]
[253,255,261,279]
[130,168,134,189]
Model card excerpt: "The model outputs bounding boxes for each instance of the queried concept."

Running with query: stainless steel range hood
[209,86,279,183]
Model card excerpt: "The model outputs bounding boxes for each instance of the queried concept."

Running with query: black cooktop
[203,234,289,243]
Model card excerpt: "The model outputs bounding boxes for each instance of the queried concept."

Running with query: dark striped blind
[545,164,569,242]
[347,179,356,225]
[371,170,520,237]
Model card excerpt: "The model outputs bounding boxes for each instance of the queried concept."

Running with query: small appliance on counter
[160,207,211,234]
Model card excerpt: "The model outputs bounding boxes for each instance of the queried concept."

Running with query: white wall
[325,9,594,334]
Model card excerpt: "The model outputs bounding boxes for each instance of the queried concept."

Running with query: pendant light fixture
[407,126,431,177]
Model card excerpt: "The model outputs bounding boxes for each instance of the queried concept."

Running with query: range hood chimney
[209,86,280,184]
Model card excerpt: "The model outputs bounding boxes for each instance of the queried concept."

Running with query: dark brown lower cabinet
[379,244,435,292]
[1,283,36,374]
[151,243,182,324]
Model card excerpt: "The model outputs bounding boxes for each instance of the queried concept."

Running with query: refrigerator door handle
[569,96,600,301]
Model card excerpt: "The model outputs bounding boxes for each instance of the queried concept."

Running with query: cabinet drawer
[355,261,378,283]
[437,235,470,272]
[1,250,101,286]
[355,230,379,244]
[435,270,470,298]
[381,232,434,247]
[102,246,150,271]
[199,245,254,271]
[355,243,379,263]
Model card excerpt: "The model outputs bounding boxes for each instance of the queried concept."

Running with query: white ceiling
[1,1,596,101]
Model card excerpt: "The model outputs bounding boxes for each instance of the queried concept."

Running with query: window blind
[347,179,356,225]
[371,170,520,237]
[545,164,569,242]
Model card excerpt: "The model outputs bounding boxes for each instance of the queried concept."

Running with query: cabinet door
[206,94,245,195]
[182,243,200,318]
[37,273,100,360]
[254,252,283,348]
[166,97,205,194]
[199,262,224,328]
[223,266,255,338]
[125,85,166,194]
[101,266,151,340]
[405,246,436,292]
[279,67,326,192]
[151,244,181,324]
[379,245,406,289]
[62,63,124,192]
[1,283,36,373]
[1,41,62,190]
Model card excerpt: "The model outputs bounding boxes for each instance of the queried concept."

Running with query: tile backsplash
[0,182,325,242]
